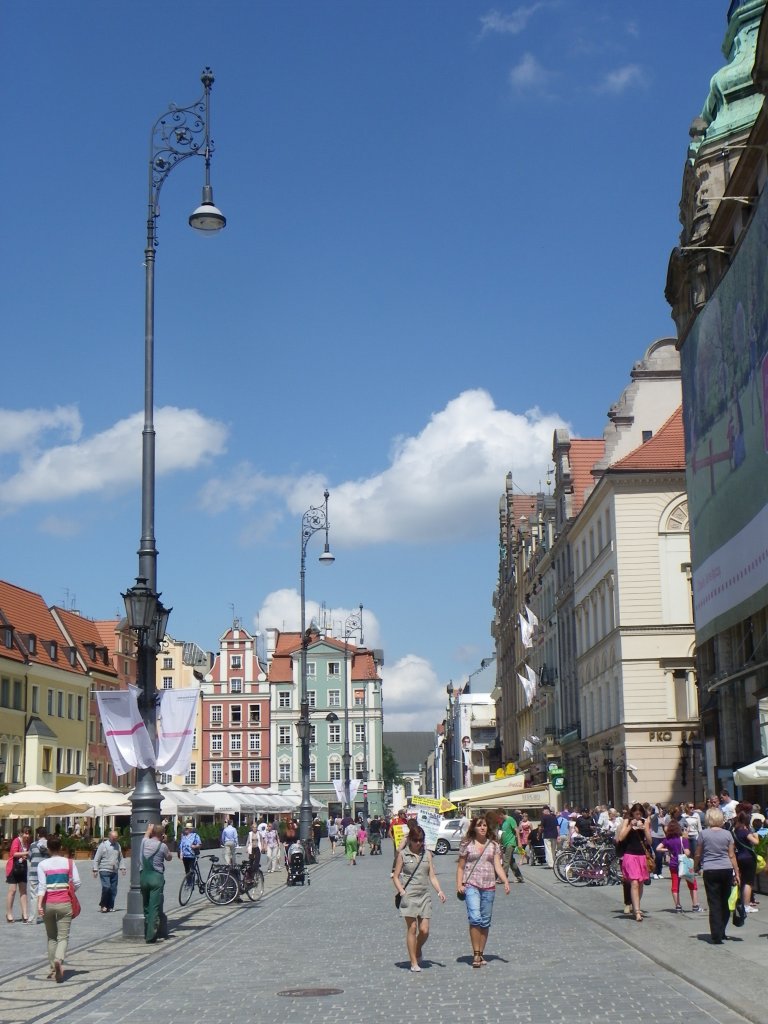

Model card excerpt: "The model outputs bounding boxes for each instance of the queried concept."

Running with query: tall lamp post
[341,606,363,817]
[121,69,225,940]
[297,491,335,843]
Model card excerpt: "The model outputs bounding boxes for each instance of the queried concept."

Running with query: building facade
[266,627,384,818]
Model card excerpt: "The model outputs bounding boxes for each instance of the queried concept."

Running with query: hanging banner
[157,687,200,775]
[95,686,155,776]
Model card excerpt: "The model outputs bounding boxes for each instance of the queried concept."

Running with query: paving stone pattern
[0,850,763,1024]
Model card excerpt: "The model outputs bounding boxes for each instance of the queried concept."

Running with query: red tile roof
[53,608,119,679]
[570,439,605,514]
[267,630,380,683]
[0,580,84,675]
[609,406,685,472]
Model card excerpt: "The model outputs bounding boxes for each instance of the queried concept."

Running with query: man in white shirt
[719,791,738,821]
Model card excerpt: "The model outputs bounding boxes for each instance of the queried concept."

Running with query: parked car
[433,818,466,855]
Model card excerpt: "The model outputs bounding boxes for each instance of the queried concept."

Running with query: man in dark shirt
[575,808,595,838]
[540,807,559,868]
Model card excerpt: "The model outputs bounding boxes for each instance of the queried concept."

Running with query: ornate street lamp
[121,69,225,941]
[297,491,334,844]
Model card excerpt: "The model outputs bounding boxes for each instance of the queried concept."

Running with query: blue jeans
[99,871,118,910]
[464,886,495,928]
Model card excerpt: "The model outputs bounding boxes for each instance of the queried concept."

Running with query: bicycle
[178,854,226,906]
[205,856,265,905]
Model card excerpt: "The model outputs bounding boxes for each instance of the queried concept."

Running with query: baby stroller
[529,829,547,866]
[286,841,309,886]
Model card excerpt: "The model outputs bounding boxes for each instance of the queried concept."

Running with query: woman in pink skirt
[616,803,652,921]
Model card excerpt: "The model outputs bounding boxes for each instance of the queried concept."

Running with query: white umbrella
[734,757,768,785]
[0,785,94,817]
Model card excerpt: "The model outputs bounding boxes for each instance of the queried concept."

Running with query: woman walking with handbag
[616,803,652,921]
[36,834,81,983]
[456,815,509,968]
[656,819,702,913]
[5,825,31,923]
[393,823,445,972]
[693,807,740,944]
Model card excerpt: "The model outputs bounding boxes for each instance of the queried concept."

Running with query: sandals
[472,951,484,968]
[634,911,643,922]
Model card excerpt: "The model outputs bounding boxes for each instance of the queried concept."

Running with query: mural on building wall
[682,182,768,640]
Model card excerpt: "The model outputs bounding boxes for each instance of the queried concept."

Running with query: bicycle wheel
[206,869,239,905]
[243,869,264,902]
[179,870,197,906]
[553,852,573,882]
[564,859,591,886]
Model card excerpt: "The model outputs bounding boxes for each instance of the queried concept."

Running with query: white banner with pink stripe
[157,687,200,775]
[95,686,155,775]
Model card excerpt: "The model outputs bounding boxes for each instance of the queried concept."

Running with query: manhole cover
[277,988,343,998]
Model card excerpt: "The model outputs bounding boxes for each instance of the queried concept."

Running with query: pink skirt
[621,852,650,882]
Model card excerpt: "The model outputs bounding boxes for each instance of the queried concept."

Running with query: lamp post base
[122,892,147,940]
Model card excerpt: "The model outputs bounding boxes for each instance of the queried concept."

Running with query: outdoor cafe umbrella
[734,756,768,785]
[0,785,94,817]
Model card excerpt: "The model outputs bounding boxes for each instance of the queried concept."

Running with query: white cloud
[257,590,381,648]
[0,406,228,508]
[596,64,647,95]
[39,515,82,538]
[509,52,550,90]
[0,406,82,455]
[204,389,568,547]
[479,4,545,37]
[381,654,444,731]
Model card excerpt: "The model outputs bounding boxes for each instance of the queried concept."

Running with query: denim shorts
[464,885,495,928]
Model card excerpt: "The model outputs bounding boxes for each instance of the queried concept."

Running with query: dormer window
[49,641,58,660]
[100,647,109,665]
[85,642,96,660]
[68,646,77,666]
[3,627,12,648]
[27,634,37,655]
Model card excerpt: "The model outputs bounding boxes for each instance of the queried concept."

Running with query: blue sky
[1,2,729,728]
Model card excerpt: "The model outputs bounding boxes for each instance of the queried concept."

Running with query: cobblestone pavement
[0,850,764,1024]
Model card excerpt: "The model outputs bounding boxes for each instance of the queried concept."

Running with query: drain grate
[277,988,344,998]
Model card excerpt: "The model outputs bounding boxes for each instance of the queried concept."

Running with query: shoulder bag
[68,860,82,919]
[395,851,424,909]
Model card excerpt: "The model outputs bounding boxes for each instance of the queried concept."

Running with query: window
[211,762,223,784]
[355,757,366,780]
[211,734,223,753]
[162,676,173,689]
[211,704,223,725]
[328,723,340,743]
[354,725,366,743]
[328,689,340,707]
[157,772,172,785]
[65,749,73,774]
[278,691,291,709]
[278,759,291,782]
[185,763,197,785]
[31,686,39,714]
[2,627,11,648]
[307,690,316,708]
[248,762,261,784]
[231,655,242,669]
[77,695,84,721]
[329,757,341,781]
[230,678,242,694]
[49,640,58,660]
[47,689,54,715]
[0,677,8,707]
[42,747,52,773]
[230,763,242,784]
[353,689,365,706]
[307,662,316,677]
[56,749,64,773]
[75,750,82,776]
[230,705,242,725]
[278,726,292,745]
[309,760,317,782]
[230,733,242,753]
[163,657,173,669]
[309,725,316,745]
[67,693,74,719]
[248,703,260,724]
[89,721,94,742]
[192,728,198,750]
[328,662,340,676]
[248,733,260,752]
[57,691,64,717]
[13,680,22,709]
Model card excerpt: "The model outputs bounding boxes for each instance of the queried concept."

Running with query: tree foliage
[382,744,404,788]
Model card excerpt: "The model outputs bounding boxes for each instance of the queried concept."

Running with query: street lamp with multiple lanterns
[121,69,225,940]
[297,490,334,843]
